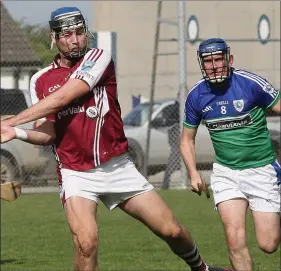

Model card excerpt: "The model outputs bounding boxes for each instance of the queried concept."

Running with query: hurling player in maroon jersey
[1,7,232,271]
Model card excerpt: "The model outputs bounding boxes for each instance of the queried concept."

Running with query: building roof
[1,3,42,67]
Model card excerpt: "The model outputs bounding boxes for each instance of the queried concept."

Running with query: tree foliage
[17,20,58,67]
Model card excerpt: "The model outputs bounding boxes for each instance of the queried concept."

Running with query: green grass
[1,191,280,271]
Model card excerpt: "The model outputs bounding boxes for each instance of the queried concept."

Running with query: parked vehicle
[123,99,214,174]
[0,88,50,184]
[123,99,280,175]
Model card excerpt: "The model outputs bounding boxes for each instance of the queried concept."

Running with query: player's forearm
[271,99,281,114]
[180,138,200,178]
[4,79,90,127]
[17,128,55,146]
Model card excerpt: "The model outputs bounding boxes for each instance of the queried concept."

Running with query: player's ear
[229,54,234,66]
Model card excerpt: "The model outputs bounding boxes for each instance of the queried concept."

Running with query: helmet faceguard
[49,7,94,60]
[197,38,231,84]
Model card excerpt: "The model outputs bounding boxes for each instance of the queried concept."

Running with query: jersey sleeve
[30,73,55,122]
[70,49,112,89]
[183,91,202,128]
[251,76,281,109]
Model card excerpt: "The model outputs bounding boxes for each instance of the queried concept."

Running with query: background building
[92,1,280,115]
[1,3,42,99]
[0,1,280,190]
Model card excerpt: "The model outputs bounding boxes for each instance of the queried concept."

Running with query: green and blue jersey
[184,68,280,169]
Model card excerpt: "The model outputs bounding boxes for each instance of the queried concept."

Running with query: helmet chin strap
[65,49,86,60]
[50,31,55,49]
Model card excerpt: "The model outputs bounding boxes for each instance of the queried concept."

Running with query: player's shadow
[0,259,25,265]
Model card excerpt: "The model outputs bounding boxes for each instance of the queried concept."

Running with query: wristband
[14,127,28,141]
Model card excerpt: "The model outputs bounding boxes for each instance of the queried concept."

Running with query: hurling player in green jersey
[180,38,280,271]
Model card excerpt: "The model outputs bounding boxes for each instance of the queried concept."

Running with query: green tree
[18,21,58,67]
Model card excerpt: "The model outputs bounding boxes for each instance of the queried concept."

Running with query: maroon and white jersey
[30,48,128,171]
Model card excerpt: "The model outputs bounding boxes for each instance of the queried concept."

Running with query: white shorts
[211,161,281,213]
[59,153,154,210]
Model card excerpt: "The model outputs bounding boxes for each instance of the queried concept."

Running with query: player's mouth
[208,68,225,76]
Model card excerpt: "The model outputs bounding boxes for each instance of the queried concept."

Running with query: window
[154,103,180,127]
[123,102,161,126]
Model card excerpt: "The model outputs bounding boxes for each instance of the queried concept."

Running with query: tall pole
[143,1,162,178]
[178,1,188,188]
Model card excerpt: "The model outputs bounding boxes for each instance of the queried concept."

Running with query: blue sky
[3,1,93,27]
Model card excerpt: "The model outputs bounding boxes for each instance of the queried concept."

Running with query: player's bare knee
[158,220,183,240]
[170,222,183,239]
[258,237,280,254]
[74,233,98,257]
[79,238,98,257]
[225,226,247,252]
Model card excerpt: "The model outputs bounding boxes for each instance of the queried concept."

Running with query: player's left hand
[190,172,210,198]
[190,172,204,196]
[0,123,16,143]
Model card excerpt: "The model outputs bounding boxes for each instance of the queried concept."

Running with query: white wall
[1,67,41,106]
[1,67,40,91]
[18,72,31,91]
[93,1,280,115]
[1,69,15,89]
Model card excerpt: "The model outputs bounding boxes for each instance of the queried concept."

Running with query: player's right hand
[0,123,16,143]
[190,172,204,196]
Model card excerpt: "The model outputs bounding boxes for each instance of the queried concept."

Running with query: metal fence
[1,2,280,190]
[138,1,280,189]
[1,89,58,187]
[2,87,279,189]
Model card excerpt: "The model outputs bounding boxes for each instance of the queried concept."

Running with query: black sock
[176,245,208,271]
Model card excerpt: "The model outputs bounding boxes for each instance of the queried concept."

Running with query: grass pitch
[1,190,280,270]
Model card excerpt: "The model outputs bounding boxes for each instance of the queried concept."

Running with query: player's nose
[212,59,218,69]
[69,32,79,44]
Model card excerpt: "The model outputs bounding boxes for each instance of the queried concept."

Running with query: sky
[3,1,93,27]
